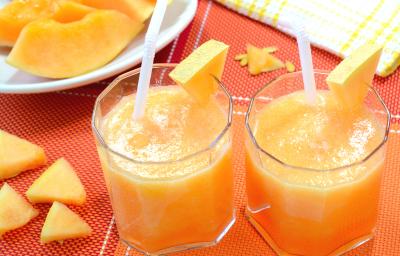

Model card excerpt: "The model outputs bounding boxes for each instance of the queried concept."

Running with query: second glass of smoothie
[245,71,390,256]
[92,64,235,255]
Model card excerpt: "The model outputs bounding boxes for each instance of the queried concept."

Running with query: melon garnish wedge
[26,158,86,205]
[326,44,382,109]
[0,130,47,180]
[247,44,284,75]
[40,201,92,244]
[0,183,39,238]
[169,39,229,104]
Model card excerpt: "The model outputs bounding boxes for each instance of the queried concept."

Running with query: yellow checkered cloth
[216,0,400,77]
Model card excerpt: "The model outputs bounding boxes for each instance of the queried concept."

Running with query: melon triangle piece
[0,129,47,180]
[26,158,86,205]
[40,201,92,244]
[0,183,39,238]
[326,43,382,110]
[169,39,229,104]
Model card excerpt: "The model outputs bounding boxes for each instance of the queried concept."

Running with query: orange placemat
[1,0,400,255]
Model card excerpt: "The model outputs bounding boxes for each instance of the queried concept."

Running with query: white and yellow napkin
[216,0,400,77]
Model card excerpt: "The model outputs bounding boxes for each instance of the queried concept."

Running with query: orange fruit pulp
[245,90,386,256]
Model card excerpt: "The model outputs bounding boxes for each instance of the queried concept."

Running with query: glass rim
[245,69,391,173]
[92,63,233,165]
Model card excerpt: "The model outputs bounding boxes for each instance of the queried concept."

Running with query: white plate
[0,0,197,94]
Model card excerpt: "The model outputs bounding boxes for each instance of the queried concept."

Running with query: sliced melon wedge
[0,130,47,180]
[326,44,382,109]
[0,183,39,237]
[0,0,92,47]
[169,39,229,104]
[41,201,92,243]
[7,10,143,78]
[79,0,156,23]
[0,0,57,47]
[26,158,86,205]
[52,0,95,23]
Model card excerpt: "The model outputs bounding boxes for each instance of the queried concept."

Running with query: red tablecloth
[1,0,399,255]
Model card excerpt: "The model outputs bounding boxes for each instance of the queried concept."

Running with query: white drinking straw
[133,0,168,120]
[293,21,317,105]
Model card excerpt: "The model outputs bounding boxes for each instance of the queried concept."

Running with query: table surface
[1,0,399,255]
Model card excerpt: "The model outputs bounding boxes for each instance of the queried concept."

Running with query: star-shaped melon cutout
[247,44,284,75]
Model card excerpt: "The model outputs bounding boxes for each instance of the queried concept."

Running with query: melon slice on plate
[0,130,47,180]
[0,0,97,46]
[0,0,57,46]
[26,158,86,205]
[246,44,284,75]
[79,0,155,22]
[52,0,95,23]
[7,10,144,78]
[0,183,39,237]
[326,44,382,110]
[41,201,92,243]
[169,39,229,104]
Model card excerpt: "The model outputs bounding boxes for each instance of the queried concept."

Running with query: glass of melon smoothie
[92,64,235,255]
[245,71,390,256]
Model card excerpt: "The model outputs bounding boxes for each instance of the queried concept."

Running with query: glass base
[121,215,236,256]
[245,208,374,256]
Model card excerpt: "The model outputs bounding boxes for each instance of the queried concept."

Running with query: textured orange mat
[1,0,400,255]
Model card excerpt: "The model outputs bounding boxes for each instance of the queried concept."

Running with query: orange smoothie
[246,90,386,256]
[97,86,234,253]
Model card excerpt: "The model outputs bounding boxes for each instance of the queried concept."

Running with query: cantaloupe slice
[7,10,143,78]
[246,44,284,75]
[326,44,382,109]
[26,158,86,205]
[78,0,155,22]
[0,183,39,237]
[52,0,95,23]
[169,39,229,104]
[0,0,95,46]
[0,0,57,46]
[41,201,92,243]
[0,130,47,180]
